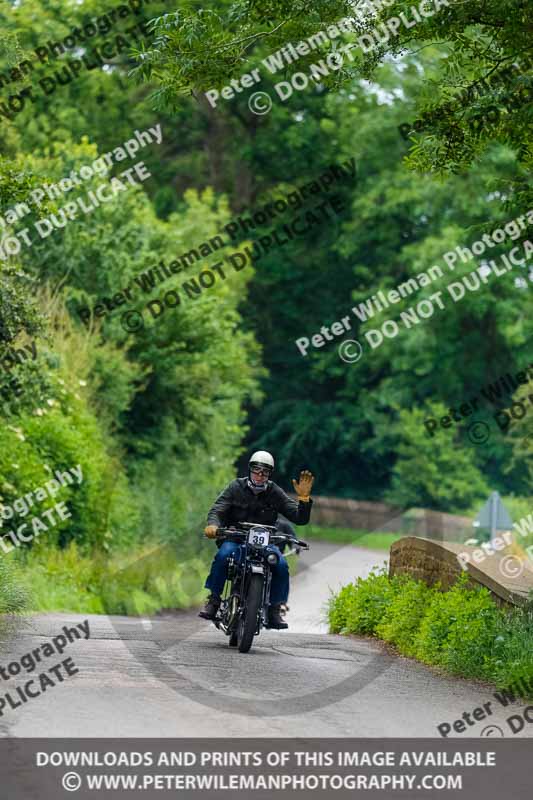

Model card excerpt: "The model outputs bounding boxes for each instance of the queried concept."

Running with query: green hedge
[328,569,533,697]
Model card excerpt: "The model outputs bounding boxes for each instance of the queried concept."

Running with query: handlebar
[236,522,278,531]
[212,526,309,550]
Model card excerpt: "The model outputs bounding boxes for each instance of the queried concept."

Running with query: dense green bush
[329,569,533,697]
[328,568,398,635]
[413,575,502,678]
[328,583,357,634]
[376,577,430,656]
[490,603,533,692]
[0,395,135,554]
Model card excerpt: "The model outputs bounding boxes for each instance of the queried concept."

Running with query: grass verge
[304,525,403,550]
[328,568,533,698]
[0,556,29,637]
[16,541,211,616]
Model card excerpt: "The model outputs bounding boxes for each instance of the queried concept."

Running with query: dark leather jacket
[207,477,312,531]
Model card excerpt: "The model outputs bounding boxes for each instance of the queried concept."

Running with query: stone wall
[389,537,532,607]
[307,496,472,541]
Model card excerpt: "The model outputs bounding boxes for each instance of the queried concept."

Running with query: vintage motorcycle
[208,522,309,653]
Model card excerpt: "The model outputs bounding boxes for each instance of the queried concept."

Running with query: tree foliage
[135,0,532,192]
[0,0,530,582]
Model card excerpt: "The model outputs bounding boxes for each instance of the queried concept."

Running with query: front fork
[219,555,273,635]
[239,560,272,635]
[261,565,273,627]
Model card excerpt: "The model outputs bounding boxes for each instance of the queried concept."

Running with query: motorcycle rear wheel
[237,573,263,653]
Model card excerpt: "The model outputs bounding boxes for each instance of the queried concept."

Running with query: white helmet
[249,450,275,475]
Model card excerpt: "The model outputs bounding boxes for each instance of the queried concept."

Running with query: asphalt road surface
[0,541,530,738]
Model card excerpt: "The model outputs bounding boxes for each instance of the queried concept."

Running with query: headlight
[267,553,278,565]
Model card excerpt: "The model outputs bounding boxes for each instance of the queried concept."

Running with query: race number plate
[248,529,269,547]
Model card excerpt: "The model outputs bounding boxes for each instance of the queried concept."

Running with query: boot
[198,594,221,620]
[267,604,288,629]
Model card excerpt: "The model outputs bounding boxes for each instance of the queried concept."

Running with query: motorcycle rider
[199,451,314,629]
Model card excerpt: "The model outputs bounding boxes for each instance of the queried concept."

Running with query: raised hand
[292,470,314,501]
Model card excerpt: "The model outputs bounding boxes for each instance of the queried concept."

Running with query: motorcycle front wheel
[237,573,263,653]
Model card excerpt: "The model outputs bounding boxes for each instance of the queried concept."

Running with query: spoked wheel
[237,574,263,653]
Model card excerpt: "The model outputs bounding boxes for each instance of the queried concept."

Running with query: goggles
[250,465,271,477]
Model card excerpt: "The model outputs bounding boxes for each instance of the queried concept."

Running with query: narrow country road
[0,542,530,738]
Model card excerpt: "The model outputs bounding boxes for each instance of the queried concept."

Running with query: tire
[228,630,238,647]
[237,573,263,653]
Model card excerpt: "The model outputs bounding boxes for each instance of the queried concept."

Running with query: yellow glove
[292,470,314,502]
[204,525,218,539]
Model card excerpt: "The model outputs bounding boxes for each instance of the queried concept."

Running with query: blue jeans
[205,541,289,605]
